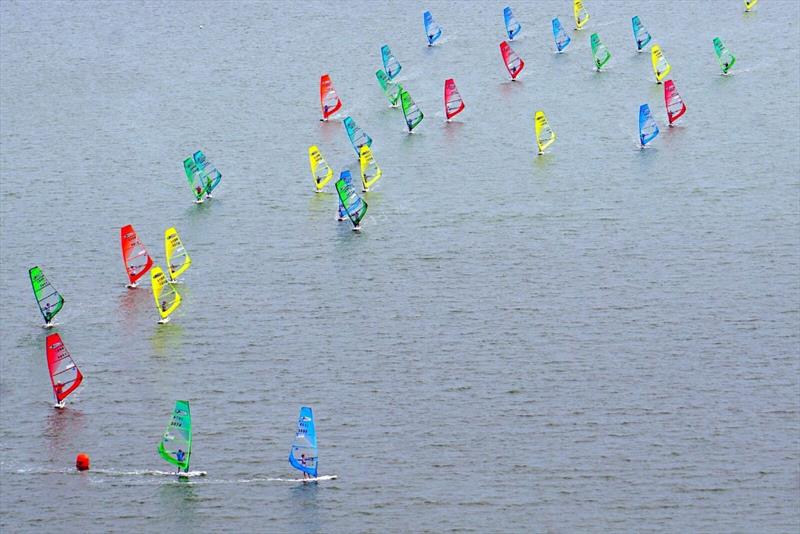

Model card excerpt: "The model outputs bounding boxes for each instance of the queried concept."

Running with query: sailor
[161,300,168,313]
[44,302,52,322]
[300,453,309,480]
[195,185,203,197]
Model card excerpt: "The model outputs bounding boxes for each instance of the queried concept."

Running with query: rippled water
[2,1,798,532]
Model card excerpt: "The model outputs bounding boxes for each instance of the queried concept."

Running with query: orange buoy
[76,452,90,471]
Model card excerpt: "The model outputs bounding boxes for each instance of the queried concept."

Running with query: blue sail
[381,45,402,80]
[288,406,318,478]
[631,16,652,51]
[343,116,372,157]
[552,18,571,52]
[423,11,442,46]
[192,150,222,195]
[503,6,521,40]
[337,170,352,220]
[638,104,659,146]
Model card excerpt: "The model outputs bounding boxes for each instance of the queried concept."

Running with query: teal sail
[288,407,318,478]
[343,116,372,157]
[399,86,423,132]
[375,69,400,107]
[552,18,571,52]
[631,16,652,51]
[590,33,611,70]
[335,175,368,229]
[713,37,736,74]
[193,150,222,196]
[381,45,402,80]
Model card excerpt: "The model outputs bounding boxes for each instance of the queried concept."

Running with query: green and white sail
[399,86,424,132]
[158,400,192,472]
[29,266,64,326]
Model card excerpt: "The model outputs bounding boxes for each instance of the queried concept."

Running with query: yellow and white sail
[308,145,333,192]
[534,111,556,155]
[744,0,758,12]
[165,227,191,282]
[573,0,589,30]
[651,44,671,83]
[359,145,382,192]
[151,266,181,323]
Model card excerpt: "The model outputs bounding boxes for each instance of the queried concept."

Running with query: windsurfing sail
[423,11,442,46]
[713,37,736,74]
[500,41,524,80]
[46,333,82,405]
[288,406,318,478]
[534,111,556,154]
[375,69,401,107]
[120,224,153,286]
[631,16,652,51]
[552,18,571,52]
[651,44,671,83]
[343,116,372,156]
[29,266,64,325]
[158,400,192,472]
[164,227,191,281]
[308,145,334,192]
[444,78,465,120]
[664,79,687,125]
[639,103,659,146]
[574,0,589,30]
[151,266,181,321]
[183,157,205,202]
[319,74,342,121]
[744,0,758,12]
[399,86,424,132]
[193,150,222,196]
[381,45,402,80]
[503,6,521,40]
[590,33,611,70]
[335,175,368,228]
[360,145,382,191]
[336,170,353,220]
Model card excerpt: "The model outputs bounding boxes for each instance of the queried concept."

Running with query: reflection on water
[150,322,185,358]
[158,480,199,531]
[289,481,321,533]
[44,407,85,461]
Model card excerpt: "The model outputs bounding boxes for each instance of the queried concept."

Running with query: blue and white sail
[552,18,571,52]
[337,170,352,221]
[288,406,318,478]
[423,11,442,46]
[638,104,659,147]
[503,6,521,40]
[631,16,652,51]
[381,45,402,80]
[343,116,373,157]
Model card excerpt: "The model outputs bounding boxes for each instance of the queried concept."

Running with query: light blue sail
[343,116,372,157]
[193,150,222,195]
[381,45,402,80]
[503,6,521,40]
[638,104,659,147]
[631,16,652,51]
[337,170,352,220]
[552,18,571,52]
[423,11,442,46]
[289,407,318,478]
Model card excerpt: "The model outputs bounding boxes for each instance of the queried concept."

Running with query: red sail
[320,74,343,120]
[120,224,153,285]
[46,333,83,404]
[444,78,465,120]
[500,41,524,80]
[664,80,687,125]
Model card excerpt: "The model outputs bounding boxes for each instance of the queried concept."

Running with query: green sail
[399,86,424,132]
[590,33,611,70]
[158,400,192,472]
[29,266,64,324]
[335,176,368,227]
[713,37,735,74]
[375,69,400,106]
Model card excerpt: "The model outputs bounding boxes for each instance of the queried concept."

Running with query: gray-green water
[1,1,798,531]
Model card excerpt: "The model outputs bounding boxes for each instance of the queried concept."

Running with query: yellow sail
[359,145,382,191]
[151,266,181,322]
[744,0,758,12]
[164,227,191,281]
[308,145,333,192]
[534,111,556,154]
[651,44,671,83]
[573,0,589,30]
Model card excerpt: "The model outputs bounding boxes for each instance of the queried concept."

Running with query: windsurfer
[161,300,168,313]
[300,453,309,479]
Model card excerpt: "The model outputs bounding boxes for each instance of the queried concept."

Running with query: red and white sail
[120,224,153,286]
[664,80,687,125]
[46,333,83,405]
[320,74,343,121]
[444,79,465,120]
[500,41,525,80]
